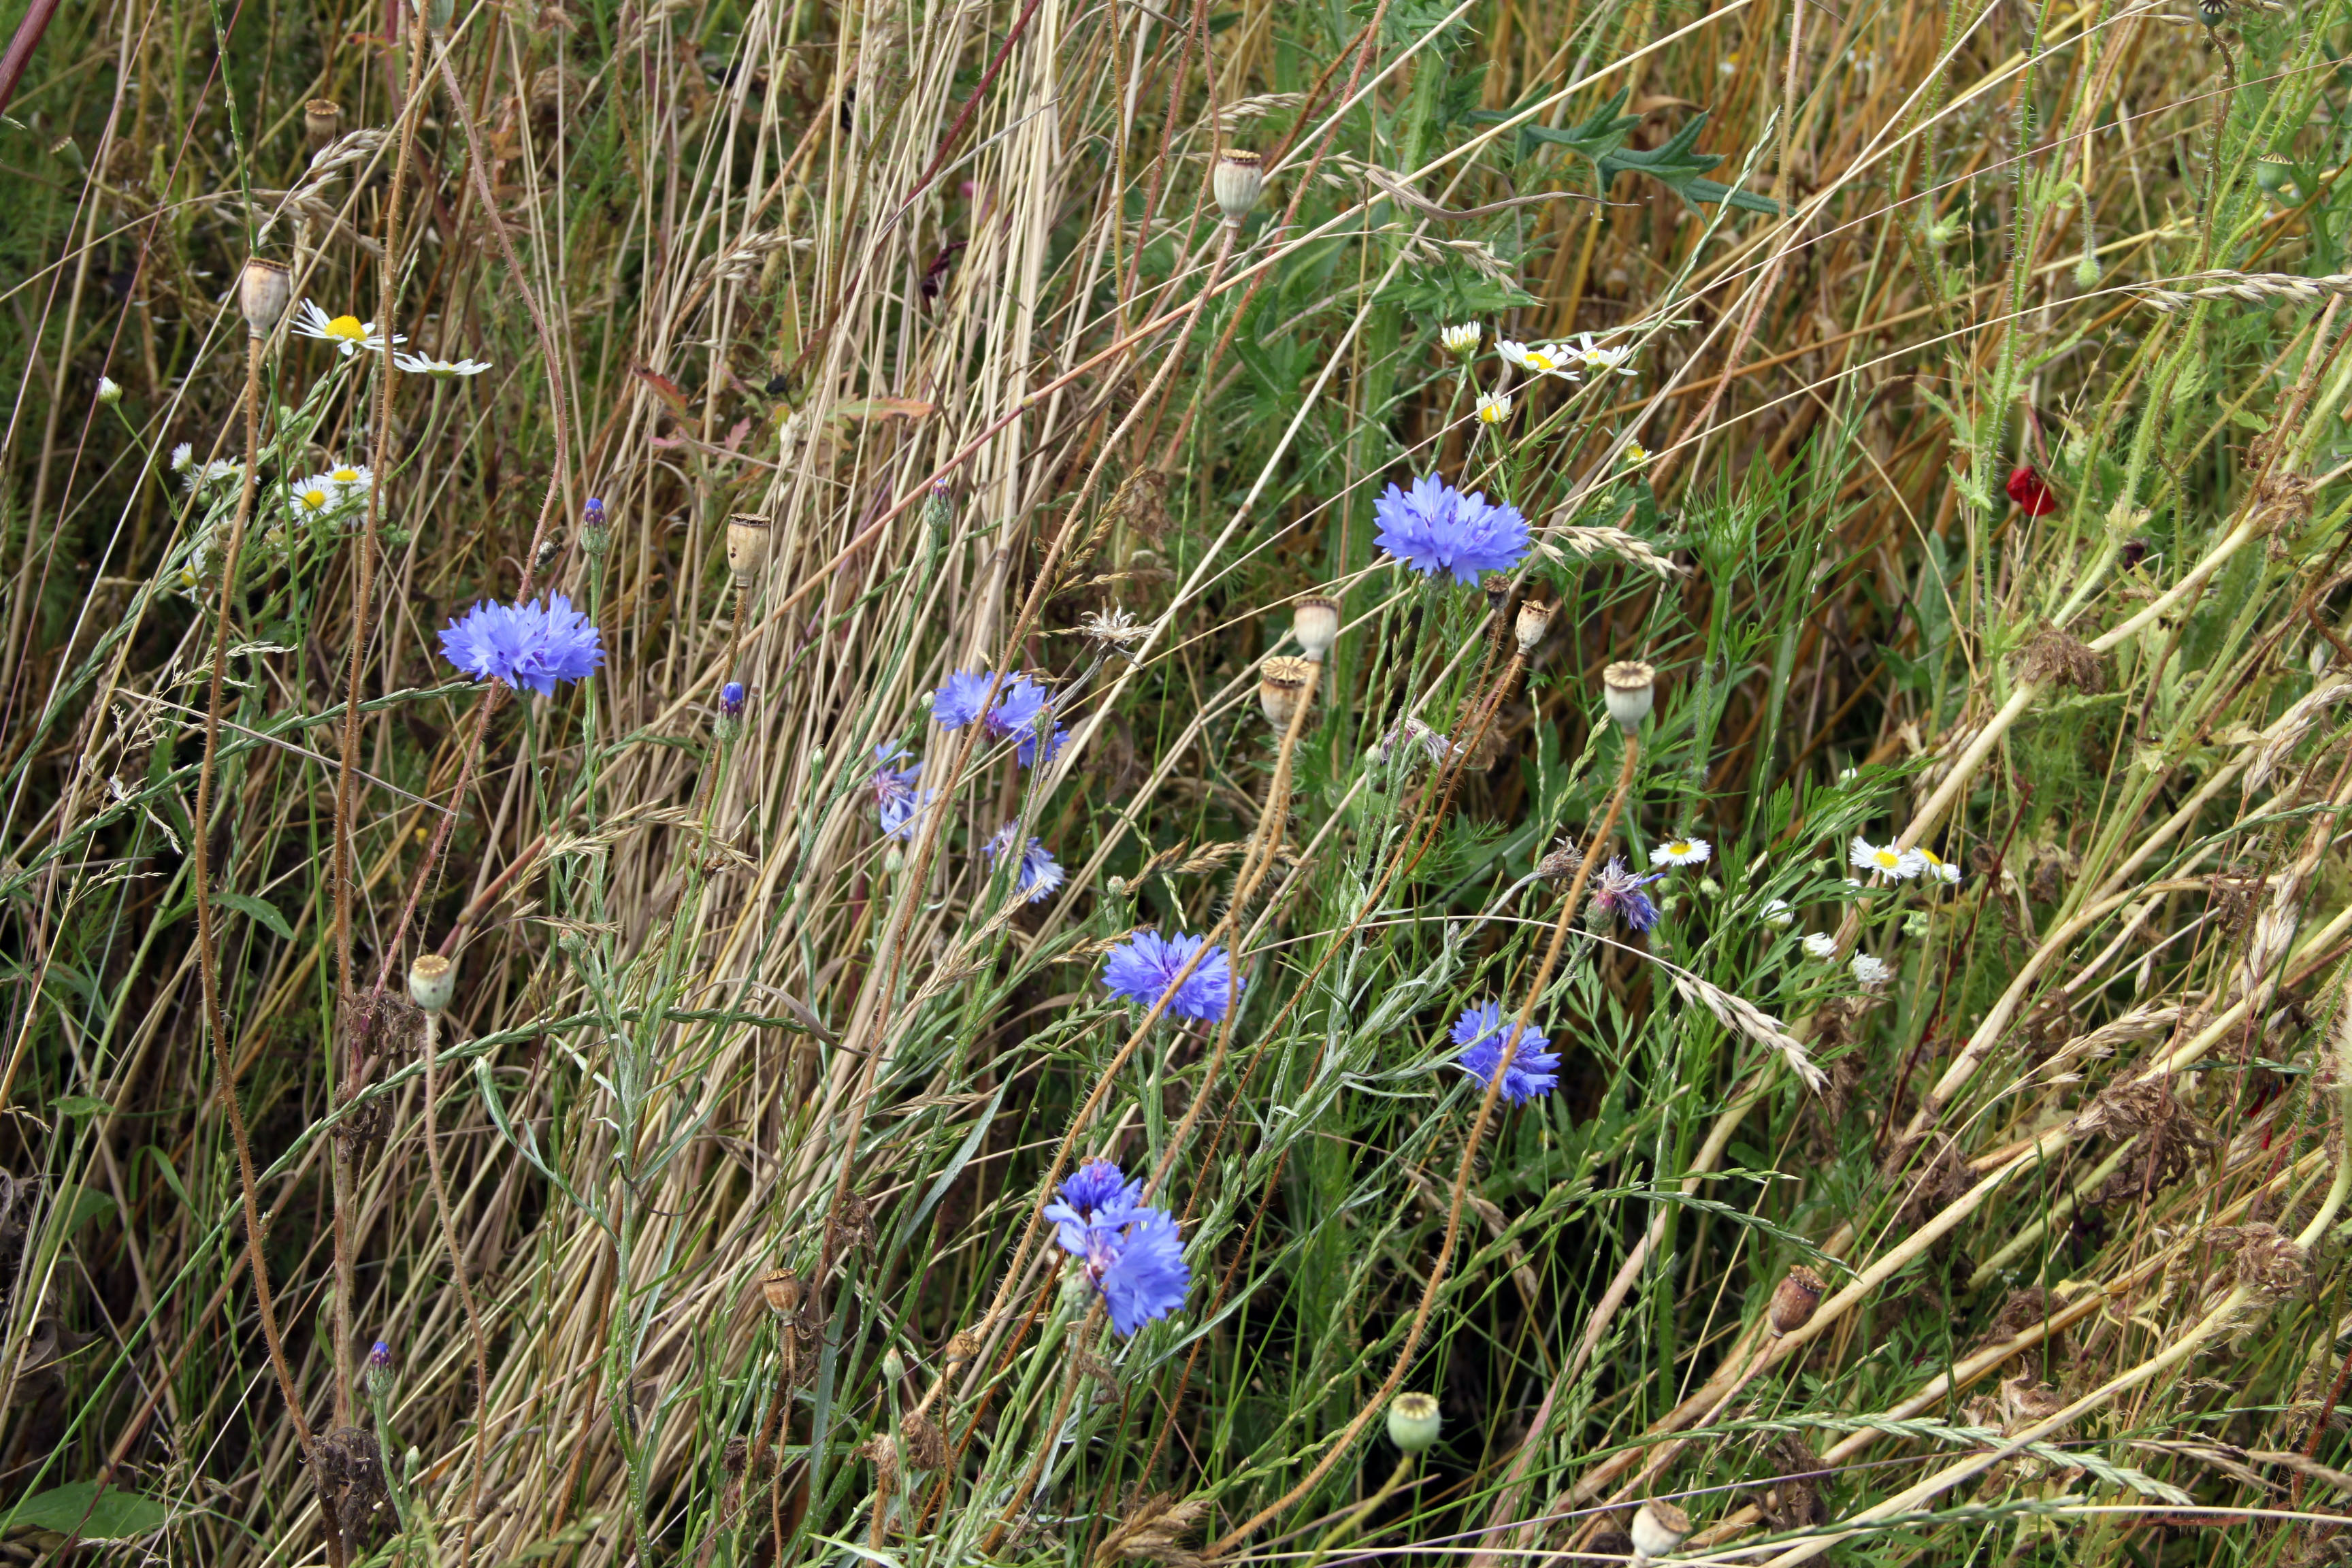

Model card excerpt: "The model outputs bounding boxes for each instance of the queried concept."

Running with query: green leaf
[61,1186,116,1232]
[5,1482,171,1539]
[1517,91,1780,213]
[50,1095,109,1119]
[212,891,295,944]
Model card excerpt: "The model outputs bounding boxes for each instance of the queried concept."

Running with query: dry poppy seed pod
[725,514,772,582]
[758,1267,804,1319]
[1602,660,1656,734]
[305,99,343,152]
[1213,149,1264,224]
[1630,1499,1692,1564]
[1386,1392,1441,1454]
[238,258,293,338]
[1514,598,1554,654]
[1766,1264,1825,1337]
[406,953,455,1015]
[1258,655,1315,727]
[1292,596,1340,662]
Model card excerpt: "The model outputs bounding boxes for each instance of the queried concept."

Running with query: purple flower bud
[721,681,746,718]
[583,496,606,527]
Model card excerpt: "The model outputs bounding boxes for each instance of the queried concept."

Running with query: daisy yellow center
[1480,404,1503,421]
[300,488,329,506]
[326,314,366,341]
[1872,849,1901,869]
[1668,842,1691,855]
[330,468,361,484]
[1526,350,1557,370]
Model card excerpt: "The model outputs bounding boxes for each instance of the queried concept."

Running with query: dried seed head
[1630,1499,1692,1563]
[726,513,772,581]
[1483,576,1511,617]
[1514,598,1554,654]
[943,1330,981,1365]
[1766,1265,1825,1337]
[1213,149,1264,224]
[406,953,455,1015]
[238,258,293,337]
[722,1434,750,1474]
[1291,596,1341,662]
[1602,660,1657,733]
[1258,655,1316,727]
[902,1412,948,1471]
[1386,1392,1441,1454]
[1537,836,1582,882]
[758,1267,804,1320]
[305,99,343,150]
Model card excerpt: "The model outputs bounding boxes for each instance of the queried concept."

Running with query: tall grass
[7,0,2352,1559]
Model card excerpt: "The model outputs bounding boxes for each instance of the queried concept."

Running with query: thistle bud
[759,1267,804,1320]
[1766,1264,1824,1337]
[406,953,455,1015]
[1601,660,1656,734]
[726,513,772,583]
[1291,596,1340,662]
[581,495,610,556]
[1386,1392,1441,1454]
[1514,598,1554,654]
[881,1348,906,1383]
[305,99,343,152]
[1257,655,1315,728]
[1630,1499,1692,1565]
[95,375,122,406]
[238,258,293,338]
[1213,149,1264,225]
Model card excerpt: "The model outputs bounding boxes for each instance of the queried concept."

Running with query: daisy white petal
[1652,837,1711,866]
[393,351,493,378]
[1495,338,1580,382]
[1801,932,1838,959]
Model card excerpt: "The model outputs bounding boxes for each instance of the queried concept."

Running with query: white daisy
[182,459,242,492]
[1653,837,1711,866]
[1763,898,1794,928]
[170,442,194,471]
[1621,439,1652,468]
[1802,932,1838,959]
[1851,953,1891,986]
[96,375,122,406]
[1914,845,1962,885]
[287,474,343,521]
[1496,338,1580,381]
[1476,391,1512,425]
[325,462,374,498]
[291,299,403,357]
[1440,322,1481,357]
[1571,332,1638,376]
[394,351,492,378]
[1850,836,1923,880]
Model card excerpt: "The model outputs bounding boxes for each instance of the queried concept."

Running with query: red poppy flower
[2006,465,2057,517]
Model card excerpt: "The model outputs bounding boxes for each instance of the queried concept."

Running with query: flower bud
[1439,321,1480,358]
[1630,1499,1691,1564]
[1291,596,1339,662]
[238,258,293,338]
[881,1348,906,1383]
[921,477,953,538]
[1257,655,1315,728]
[406,953,455,1015]
[1514,598,1553,654]
[1765,1264,1824,1337]
[581,495,610,556]
[1601,660,1656,734]
[305,98,343,152]
[1213,149,1264,225]
[364,1339,395,1399]
[2073,252,2101,292]
[95,375,122,406]
[715,681,746,739]
[726,512,772,583]
[1387,1392,1441,1454]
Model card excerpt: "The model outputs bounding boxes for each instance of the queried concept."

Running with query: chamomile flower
[287,473,342,521]
[1622,439,1652,468]
[1763,898,1795,927]
[291,299,402,357]
[181,457,242,492]
[1476,391,1512,425]
[1914,845,1961,885]
[325,463,374,499]
[1495,338,1580,381]
[1440,322,1481,357]
[1652,836,1711,866]
[1850,953,1891,987]
[1802,932,1838,959]
[395,351,493,378]
[1849,836,1923,880]
[169,443,193,471]
[1570,332,1637,376]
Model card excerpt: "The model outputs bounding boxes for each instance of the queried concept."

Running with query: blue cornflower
[1452,1001,1558,1104]
[871,745,931,840]
[1373,474,1531,584]
[930,669,1064,767]
[1590,856,1665,933]
[720,681,746,719]
[984,823,1065,903]
[438,593,604,696]
[1044,1162,1190,1337]
[1102,930,1241,1023]
[932,669,995,730]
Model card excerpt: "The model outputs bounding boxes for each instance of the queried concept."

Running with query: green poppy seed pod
[1386,1392,1441,1454]
[726,513,772,583]
[1514,598,1554,654]
[1213,150,1264,225]
[1602,660,1656,734]
[305,99,343,152]
[1630,1499,1692,1564]
[238,258,293,338]
[406,953,455,1015]
[1291,596,1339,662]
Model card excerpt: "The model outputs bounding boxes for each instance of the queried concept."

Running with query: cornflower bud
[726,513,772,583]
[1766,1264,1824,1337]
[1291,596,1339,662]
[1514,598,1553,654]
[238,258,293,338]
[716,681,747,740]
[406,953,455,1014]
[1257,655,1314,727]
[1601,660,1656,734]
[305,99,343,152]
[1386,1392,1441,1454]
[1630,1499,1692,1565]
[364,1338,395,1399]
[1213,150,1264,225]
[581,495,610,556]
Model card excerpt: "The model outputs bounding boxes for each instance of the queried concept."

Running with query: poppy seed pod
[406,953,455,1015]
[758,1267,804,1319]
[1514,599,1554,654]
[1257,655,1316,727]
[238,259,293,338]
[726,514,772,582]
[1387,1392,1441,1454]
[1766,1264,1825,1337]
[305,99,343,151]
[1292,596,1340,662]
[1630,1499,1692,1565]
[1602,660,1656,734]
[1213,150,1264,225]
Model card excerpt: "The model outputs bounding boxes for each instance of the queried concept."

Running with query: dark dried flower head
[722,1435,749,1474]
[2230,1222,2310,1300]
[1537,836,1582,882]
[1767,1265,1825,1337]
[2016,621,2103,692]
[1099,1491,1212,1568]
[830,1190,877,1252]
[902,1413,948,1471]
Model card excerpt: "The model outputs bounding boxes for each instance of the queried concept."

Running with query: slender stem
[419,1007,493,1568]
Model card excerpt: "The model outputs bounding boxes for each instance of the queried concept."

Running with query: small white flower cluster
[1848,834,1961,885]
[1441,324,1640,429]
[170,442,242,492]
[286,462,374,523]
